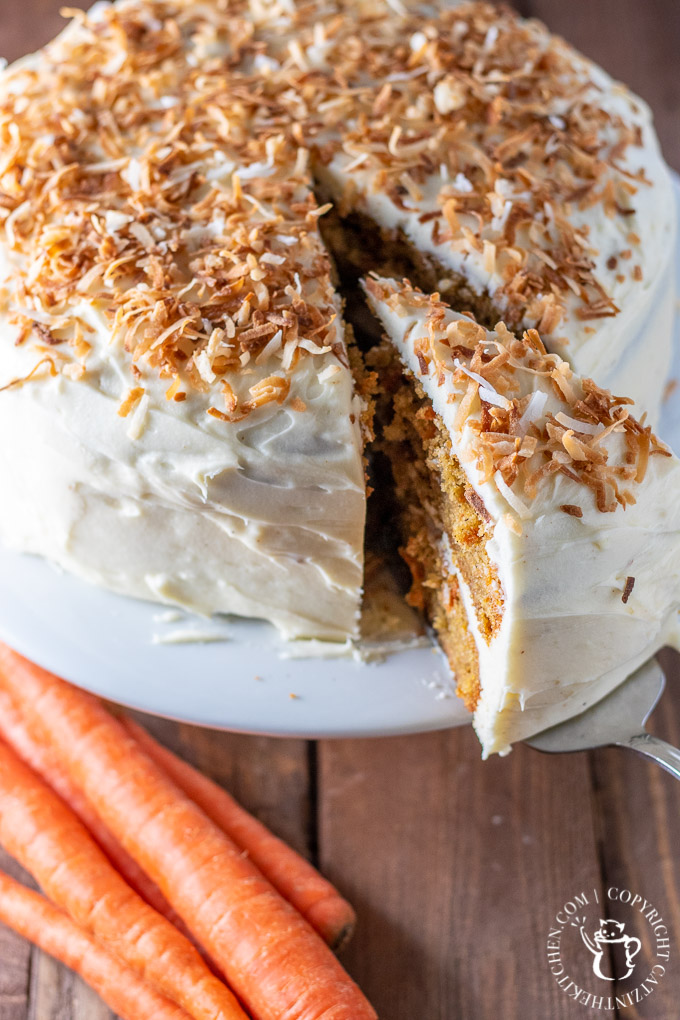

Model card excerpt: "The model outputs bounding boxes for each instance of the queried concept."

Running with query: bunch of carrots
[0,642,377,1020]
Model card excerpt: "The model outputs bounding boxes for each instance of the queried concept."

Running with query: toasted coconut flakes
[442,200,460,234]
[248,375,290,406]
[32,321,62,346]
[494,470,531,520]
[62,362,86,381]
[255,329,283,364]
[503,512,523,536]
[298,339,332,355]
[0,356,57,393]
[517,390,548,433]
[380,280,665,517]
[554,411,603,436]
[561,430,593,461]
[165,377,182,401]
[126,393,150,441]
[129,222,156,249]
[0,0,662,443]
[634,430,650,482]
[207,406,231,422]
[454,377,478,431]
[454,359,511,410]
[416,351,429,375]
[318,363,342,382]
[550,365,578,404]
[560,504,583,518]
[118,386,144,418]
[482,240,496,275]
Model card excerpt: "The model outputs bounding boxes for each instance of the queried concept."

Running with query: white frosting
[0,304,366,638]
[0,1,373,641]
[315,25,676,421]
[367,280,680,755]
[0,312,366,639]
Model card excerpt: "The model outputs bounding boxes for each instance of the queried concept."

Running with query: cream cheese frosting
[0,315,367,640]
[0,1,368,640]
[365,277,680,755]
[309,2,676,419]
[0,0,676,665]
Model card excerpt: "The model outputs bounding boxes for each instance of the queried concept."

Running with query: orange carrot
[0,686,178,924]
[0,687,222,971]
[0,870,192,1020]
[0,645,377,1020]
[122,716,356,949]
[0,736,248,1020]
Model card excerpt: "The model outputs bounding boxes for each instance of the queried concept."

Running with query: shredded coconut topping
[0,0,654,419]
[366,276,671,514]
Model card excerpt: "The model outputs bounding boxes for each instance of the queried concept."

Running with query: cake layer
[366,276,680,754]
[371,354,489,708]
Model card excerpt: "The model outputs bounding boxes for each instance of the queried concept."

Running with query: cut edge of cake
[364,274,680,754]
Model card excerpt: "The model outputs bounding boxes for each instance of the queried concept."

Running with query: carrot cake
[0,0,677,749]
[365,276,680,754]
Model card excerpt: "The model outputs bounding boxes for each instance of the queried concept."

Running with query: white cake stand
[1,180,679,738]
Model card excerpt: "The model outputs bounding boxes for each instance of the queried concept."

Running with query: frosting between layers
[366,277,680,754]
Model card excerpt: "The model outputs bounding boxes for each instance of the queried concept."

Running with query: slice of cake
[365,276,680,755]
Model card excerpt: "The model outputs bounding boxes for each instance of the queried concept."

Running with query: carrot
[0,688,223,972]
[122,716,356,949]
[0,685,178,925]
[0,870,192,1020]
[0,736,248,1020]
[0,645,377,1020]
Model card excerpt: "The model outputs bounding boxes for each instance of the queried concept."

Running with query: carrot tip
[329,919,356,953]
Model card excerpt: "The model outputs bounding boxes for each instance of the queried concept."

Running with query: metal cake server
[526,658,680,780]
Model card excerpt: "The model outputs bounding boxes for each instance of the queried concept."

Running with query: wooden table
[1,2,679,1017]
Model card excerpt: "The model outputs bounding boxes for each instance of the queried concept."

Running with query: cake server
[526,658,680,780]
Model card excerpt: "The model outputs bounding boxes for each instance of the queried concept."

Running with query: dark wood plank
[0,2,88,65]
[27,952,116,1020]
[0,854,32,1020]
[319,727,606,1019]
[588,650,680,1018]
